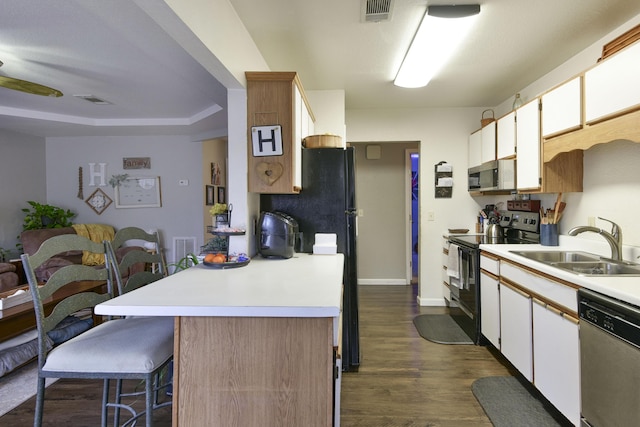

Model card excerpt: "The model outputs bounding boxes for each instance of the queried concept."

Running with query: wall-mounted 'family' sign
[123,157,151,169]
[251,125,283,157]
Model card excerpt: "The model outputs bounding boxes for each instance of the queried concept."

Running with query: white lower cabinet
[532,299,580,426]
[480,271,500,348]
[499,282,533,381]
[492,258,580,425]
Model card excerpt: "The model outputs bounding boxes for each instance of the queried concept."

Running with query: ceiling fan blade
[0,75,63,97]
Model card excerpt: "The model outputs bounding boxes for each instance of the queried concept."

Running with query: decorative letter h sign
[251,125,283,157]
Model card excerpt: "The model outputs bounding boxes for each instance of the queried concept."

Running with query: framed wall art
[206,185,215,205]
[85,188,113,215]
[115,176,162,208]
[217,186,226,204]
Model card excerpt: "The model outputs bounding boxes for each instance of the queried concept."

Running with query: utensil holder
[540,224,559,246]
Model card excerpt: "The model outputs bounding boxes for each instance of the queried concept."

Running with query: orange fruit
[212,254,226,263]
[204,253,217,263]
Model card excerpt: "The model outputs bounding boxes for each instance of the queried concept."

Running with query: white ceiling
[1,0,639,138]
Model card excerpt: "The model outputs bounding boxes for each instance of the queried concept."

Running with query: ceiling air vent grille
[362,0,394,23]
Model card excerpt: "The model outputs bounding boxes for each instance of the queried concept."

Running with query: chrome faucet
[568,217,623,261]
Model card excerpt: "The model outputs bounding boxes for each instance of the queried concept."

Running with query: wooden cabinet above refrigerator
[246,72,315,194]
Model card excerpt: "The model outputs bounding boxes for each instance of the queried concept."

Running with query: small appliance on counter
[313,233,337,255]
[257,211,298,259]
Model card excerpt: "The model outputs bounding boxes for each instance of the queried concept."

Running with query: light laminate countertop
[95,253,344,318]
[480,241,640,306]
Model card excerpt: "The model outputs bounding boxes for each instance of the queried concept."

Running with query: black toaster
[257,211,299,258]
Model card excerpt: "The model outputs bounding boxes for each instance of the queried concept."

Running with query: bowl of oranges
[202,252,250,269]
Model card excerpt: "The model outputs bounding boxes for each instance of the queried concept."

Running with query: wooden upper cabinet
[246,72,315,194]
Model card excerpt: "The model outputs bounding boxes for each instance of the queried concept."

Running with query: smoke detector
[361,0,394,23]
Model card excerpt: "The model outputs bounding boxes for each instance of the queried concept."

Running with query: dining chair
[106,227,174,421]
[21,233,173,427]
[109,227,167,295]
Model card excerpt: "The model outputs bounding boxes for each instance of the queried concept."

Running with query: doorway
[406,149,419,284]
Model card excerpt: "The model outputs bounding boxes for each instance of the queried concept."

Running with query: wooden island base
[173,316,334,427]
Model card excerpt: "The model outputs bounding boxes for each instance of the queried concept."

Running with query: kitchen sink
[551,261,640,276]
[510,250,602,263]
[509,250,640,276]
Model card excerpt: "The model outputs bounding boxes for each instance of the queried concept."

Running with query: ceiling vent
[361,0,394,23]
[73,94,112,105]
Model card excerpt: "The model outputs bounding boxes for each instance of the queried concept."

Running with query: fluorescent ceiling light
[394,4,480,88]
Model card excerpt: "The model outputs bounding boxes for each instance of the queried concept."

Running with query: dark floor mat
[412,314,473,344]
[472,376,572,427]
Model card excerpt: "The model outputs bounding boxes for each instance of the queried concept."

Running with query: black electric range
[447,210,539,345]
[449,210,540,248]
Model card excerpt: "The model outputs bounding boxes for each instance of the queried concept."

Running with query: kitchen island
[95,253,344,427]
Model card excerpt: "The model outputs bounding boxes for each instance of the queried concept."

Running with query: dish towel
[447,243,460,280]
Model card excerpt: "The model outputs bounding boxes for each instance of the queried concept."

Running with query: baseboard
[417,296,448,306]
[358,278,408,285]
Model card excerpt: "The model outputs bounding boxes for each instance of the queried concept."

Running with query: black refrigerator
[260,147,360,371]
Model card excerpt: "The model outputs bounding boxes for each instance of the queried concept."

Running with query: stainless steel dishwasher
[578,288,640,427]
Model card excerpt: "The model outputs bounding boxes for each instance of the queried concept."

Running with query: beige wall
[202,137,228,242]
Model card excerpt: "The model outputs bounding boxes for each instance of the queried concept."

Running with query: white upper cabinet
[541,76,582,138]
[480,121,497,164]
[585,41,640,123]
[468,129,482,168]
[516,99,541,190]
[496,111,516,159]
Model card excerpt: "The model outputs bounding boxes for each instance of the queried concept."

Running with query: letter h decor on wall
[251,125,283,156]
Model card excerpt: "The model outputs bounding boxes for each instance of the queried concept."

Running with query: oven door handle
[458,247,470,290]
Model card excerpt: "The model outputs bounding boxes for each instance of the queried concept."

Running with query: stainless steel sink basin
[509,250,640,276]
[551,261,640,276]
[510,250,602,263]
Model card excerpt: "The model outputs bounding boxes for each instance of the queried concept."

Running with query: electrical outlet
[427,211,435,221]
[588,216,596,227]
[178,179,189,186]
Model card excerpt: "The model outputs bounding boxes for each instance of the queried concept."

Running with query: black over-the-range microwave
[468,159,516,192]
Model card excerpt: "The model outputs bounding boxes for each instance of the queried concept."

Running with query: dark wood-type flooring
[1,284,514,426]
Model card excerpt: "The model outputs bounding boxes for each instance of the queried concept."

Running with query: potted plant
[21,201,76,231]
[168,253,199,273]
[0,247,9,262]
[209,203,231,228]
